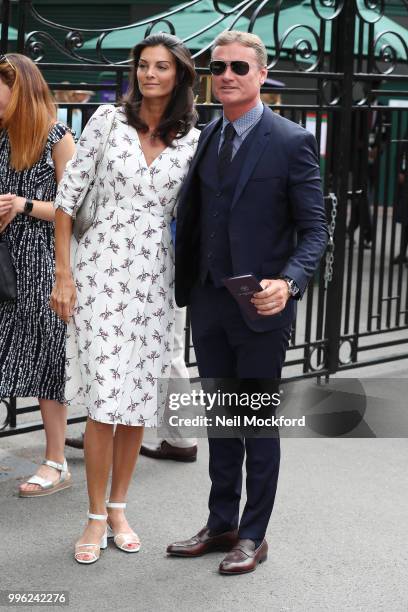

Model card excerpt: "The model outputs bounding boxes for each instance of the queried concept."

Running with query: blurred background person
[347,82,387,249]
[0,53,75,496]
[141,215,197,461]
[140,304,198,462]
[393,131,408,265]
[54,82,95,139]
[260,77,285,111]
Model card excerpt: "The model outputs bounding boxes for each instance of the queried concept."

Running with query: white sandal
[19,458,72,498]
[74,513,108,565]
[106,501,141,553]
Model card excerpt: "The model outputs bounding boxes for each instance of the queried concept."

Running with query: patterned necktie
[218,122,236,173]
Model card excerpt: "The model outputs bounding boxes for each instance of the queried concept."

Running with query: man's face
[211,43,267,110]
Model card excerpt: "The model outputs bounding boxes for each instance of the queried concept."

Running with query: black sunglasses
[209,60,253,76]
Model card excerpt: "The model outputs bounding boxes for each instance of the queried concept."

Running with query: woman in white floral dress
[51,33,199,564]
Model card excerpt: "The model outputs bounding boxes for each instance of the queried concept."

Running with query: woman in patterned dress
[51,33,199,564]
[0,54,75,495]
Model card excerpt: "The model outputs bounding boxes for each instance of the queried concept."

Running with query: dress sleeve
[54,104,116,218]
[172,127,200,219]
[48,122,73,147]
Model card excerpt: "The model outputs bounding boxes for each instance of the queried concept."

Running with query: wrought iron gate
[1,0,408,434]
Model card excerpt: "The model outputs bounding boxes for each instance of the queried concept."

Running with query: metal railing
[1,0,408,435]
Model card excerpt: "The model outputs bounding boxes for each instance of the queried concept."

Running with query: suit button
[213,211,219,217]
[216,191,222,197]
[210,232,216,239]
[207,252,213,259]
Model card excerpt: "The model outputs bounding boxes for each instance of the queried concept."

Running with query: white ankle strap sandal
[106,501,141,553]
[74,513,108,565]
[88,512,108,521]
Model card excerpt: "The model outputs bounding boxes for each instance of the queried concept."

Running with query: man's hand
[251,279,290,316]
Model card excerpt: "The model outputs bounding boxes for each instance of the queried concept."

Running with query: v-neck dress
[55,105,199,426]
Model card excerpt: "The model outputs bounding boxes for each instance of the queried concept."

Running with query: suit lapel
[230,106,275,210]
[188,117,222,177]
[177,117,222,226]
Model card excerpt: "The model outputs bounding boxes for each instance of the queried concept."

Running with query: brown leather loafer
[140,441,197,462]
[65,434,84,450]
[219,539,268,575]
[167,527,238,557]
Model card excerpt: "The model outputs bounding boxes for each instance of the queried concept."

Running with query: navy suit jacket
[175,105,329,331]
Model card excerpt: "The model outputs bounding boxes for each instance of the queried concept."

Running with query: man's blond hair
[212,30,267,67]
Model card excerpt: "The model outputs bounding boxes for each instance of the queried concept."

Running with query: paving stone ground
[1,359,407,611]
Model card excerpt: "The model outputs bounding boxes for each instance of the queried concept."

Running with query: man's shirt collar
[221,100,264,137]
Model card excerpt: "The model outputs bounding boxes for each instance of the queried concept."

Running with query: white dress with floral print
[55,105,199,426]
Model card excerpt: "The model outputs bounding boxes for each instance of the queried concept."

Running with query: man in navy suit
[167,31,328,575]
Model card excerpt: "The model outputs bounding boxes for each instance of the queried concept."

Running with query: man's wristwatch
[282,276,300,298]
[23,198,34,215]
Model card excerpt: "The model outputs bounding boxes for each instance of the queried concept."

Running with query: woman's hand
[0,194,24,232]
[0,193,14,217]
[50,273,77,322]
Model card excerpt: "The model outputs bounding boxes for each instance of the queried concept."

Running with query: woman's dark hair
[123,32,198,146]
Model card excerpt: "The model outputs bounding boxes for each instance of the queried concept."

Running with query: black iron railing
[1,0,408,435]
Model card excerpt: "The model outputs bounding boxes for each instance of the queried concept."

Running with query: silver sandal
[19,458,72,498]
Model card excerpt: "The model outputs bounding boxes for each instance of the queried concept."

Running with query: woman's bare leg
[75,417,114,562]
[107,425,144,549]
[19,399,66,493]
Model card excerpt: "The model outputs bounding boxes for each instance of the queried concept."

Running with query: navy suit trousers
[190,282,291,540]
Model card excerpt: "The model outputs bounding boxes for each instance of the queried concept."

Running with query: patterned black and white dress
[55,105,199,426]
[0,123,69,403]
